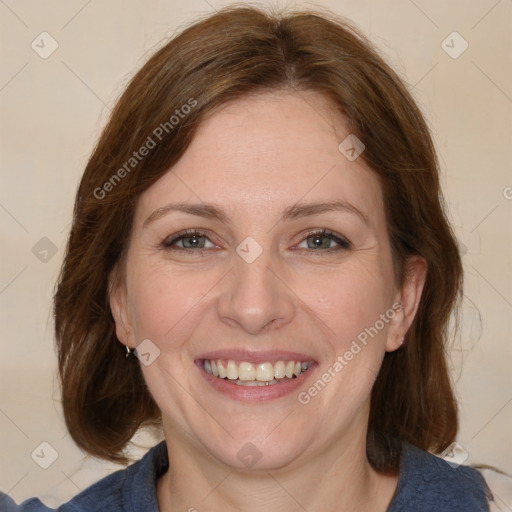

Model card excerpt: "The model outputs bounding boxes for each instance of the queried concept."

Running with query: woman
[0,5,498,511]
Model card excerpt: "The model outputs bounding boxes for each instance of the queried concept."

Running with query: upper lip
[196,349,317,364]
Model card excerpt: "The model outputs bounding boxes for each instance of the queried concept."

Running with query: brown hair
[54,4,461,468]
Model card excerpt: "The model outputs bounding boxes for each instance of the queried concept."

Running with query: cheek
[296,264,394,421]
[306,260,394,347]
[126,262,209,345]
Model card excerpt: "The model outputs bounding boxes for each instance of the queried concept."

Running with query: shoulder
[0,441,168,512]
[388,442,492,512]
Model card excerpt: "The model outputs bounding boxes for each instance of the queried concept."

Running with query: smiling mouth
[201,359,312,386]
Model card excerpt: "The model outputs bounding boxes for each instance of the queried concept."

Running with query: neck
[156,427,399,512]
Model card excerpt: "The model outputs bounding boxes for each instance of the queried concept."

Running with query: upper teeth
[204,359,309,381]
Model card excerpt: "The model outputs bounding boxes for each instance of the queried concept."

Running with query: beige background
[0,0,511,507]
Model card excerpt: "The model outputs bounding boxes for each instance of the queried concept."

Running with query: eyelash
[162,228,351,254]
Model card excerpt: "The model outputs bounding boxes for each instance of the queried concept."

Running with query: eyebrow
[143,199,369,228]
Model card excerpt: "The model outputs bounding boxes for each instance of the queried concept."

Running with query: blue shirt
[0,441,491,511]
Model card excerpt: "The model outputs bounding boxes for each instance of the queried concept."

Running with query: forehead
[134,89,384,230]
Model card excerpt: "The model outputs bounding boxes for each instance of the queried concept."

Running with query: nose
[216,247,296,335]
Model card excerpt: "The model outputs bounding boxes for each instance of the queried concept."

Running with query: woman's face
[111,89,424,471]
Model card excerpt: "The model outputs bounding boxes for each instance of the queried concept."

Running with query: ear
[109,267,136,350]
[385,255,427,352]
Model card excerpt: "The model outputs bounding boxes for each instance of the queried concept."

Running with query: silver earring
[399,336,405,346]
[125,344,132,357]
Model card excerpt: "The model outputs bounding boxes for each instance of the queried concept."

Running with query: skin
[110,89,427,511]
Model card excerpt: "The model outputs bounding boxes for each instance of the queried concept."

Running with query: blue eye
[163,230,213,250]
[162,228,351,253]
[297,229,351,251]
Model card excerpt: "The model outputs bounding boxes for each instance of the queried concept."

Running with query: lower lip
[195,360,317,402]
